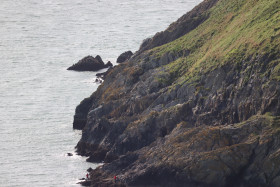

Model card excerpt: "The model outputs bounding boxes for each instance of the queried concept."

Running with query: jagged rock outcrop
[117,51,133,63]
[67,55,112,72]
[73,0,280,186]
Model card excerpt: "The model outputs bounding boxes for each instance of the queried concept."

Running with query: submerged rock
[67,55,112,71]
[116,51,133,63]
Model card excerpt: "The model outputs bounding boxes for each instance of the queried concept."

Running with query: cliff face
[74,0,280,186]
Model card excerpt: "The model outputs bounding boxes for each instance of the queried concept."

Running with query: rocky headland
[73,0,280,186]
[67,55,112,72]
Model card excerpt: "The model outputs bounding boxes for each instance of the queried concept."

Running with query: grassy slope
[150,0,280,86]
[84,1,280,185]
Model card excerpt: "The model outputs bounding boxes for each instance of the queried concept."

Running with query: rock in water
[67,55,112,71]
[116,51,133,63]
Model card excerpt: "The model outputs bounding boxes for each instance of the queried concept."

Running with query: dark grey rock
[73,97,92,130]
[67,55,112,71]
[117,51,133,63]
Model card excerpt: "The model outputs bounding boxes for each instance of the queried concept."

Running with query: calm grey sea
[0,0,202,186]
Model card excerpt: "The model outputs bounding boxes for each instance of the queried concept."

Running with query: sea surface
[0,0,202,186]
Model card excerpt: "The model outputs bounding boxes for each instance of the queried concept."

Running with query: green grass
[271,59,280,80]
[149,0,280,87]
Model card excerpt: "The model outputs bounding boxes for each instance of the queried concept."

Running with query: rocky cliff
[73,0,280,186]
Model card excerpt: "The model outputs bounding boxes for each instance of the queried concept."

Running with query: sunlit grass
[150,0,280,85]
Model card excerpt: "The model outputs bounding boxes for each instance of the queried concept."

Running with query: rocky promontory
[67,55,112,71]
[73,0,280,186]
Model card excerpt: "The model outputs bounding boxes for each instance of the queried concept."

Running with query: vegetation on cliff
[151,0,279,86]
[73,0,280,186]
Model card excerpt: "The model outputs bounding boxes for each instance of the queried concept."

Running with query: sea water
[0,0,202,186]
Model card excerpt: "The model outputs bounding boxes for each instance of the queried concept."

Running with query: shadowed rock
[77,180,91,186]
[117,51,133,63]
[73,97,92,130]
[87,167,93,172]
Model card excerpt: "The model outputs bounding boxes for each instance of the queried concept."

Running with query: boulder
[67,55,112,71]
[116,51,133,63]
[87,167,93,172]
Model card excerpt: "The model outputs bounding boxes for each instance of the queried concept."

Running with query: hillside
[74,0,280,186]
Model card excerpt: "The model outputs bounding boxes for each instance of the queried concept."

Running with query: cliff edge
[73,0,280,186]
